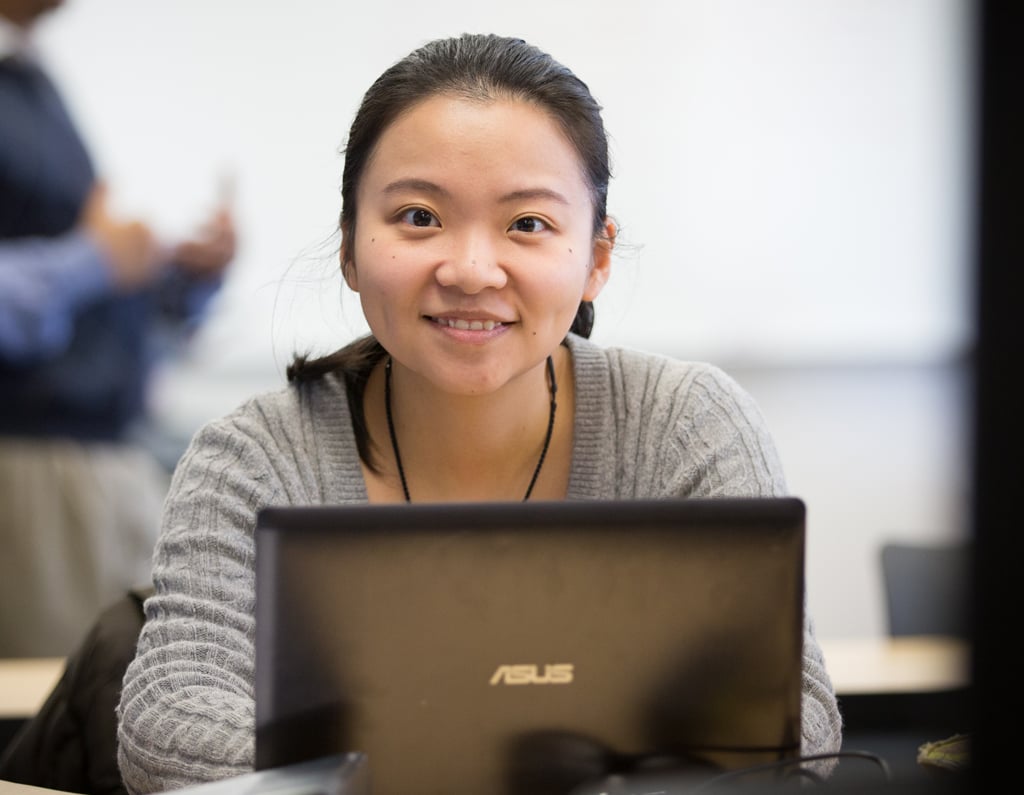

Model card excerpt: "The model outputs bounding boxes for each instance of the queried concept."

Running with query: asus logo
[489,663,574,685]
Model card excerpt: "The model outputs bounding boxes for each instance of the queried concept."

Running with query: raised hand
[79,181,163,290]
[172,203,236,278]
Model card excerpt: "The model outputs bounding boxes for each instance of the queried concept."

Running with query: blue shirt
[0,230,111,361]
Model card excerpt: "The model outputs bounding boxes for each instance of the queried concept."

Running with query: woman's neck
[362,347,573,503]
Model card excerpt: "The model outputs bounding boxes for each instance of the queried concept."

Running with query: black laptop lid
[254,497,806,795]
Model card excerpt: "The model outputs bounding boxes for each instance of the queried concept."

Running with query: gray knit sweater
[116,335,843,793]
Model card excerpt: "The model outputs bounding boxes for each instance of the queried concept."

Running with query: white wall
[33,0,975,639]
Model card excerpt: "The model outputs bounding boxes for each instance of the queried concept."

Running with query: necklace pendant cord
[384,355,558,503]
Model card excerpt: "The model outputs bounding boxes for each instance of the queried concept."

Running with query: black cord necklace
[384,355,558,502]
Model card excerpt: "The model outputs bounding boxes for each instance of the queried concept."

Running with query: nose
[434,231,508,294]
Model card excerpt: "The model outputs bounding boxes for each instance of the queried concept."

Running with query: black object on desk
[836,684,971,789]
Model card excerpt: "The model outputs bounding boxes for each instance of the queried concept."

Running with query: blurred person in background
[0,0,236,657]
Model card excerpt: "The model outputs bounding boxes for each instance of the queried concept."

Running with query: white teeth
[438,318,499,330]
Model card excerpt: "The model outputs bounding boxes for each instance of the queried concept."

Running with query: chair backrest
[0,587,151,795]
[879,541,970,638]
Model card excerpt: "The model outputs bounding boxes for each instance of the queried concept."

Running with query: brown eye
[511,216,547,233]
[401,208,440,227]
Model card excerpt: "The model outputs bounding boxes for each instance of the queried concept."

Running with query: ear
[340,223,358,291]
[582,217,615,301]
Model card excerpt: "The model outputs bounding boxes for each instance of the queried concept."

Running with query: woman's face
[345,94,612,397]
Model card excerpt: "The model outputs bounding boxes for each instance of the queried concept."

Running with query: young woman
[116,33,842,794]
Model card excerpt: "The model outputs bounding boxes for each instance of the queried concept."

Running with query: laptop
[254,497,806,795]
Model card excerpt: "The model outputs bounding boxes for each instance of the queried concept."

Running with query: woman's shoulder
[565,335,784,497]
[166,370,360,504]
[567,334,742,396]
[177,372,352,468]
[207,371,349,430]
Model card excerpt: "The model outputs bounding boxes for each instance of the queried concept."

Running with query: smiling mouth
[428,316,507,331]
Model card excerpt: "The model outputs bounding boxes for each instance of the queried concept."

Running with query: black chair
[879,541,971,639]
[0,587,151,795]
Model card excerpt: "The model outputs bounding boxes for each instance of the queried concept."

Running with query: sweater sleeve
[0,231,112,361]
[798,615,845,774]
[116,390,315,795]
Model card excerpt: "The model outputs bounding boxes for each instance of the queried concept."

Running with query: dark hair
[288,33,612,468]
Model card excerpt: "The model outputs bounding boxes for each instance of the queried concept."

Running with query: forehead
[360,94,589,197]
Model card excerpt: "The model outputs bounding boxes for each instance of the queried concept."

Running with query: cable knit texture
[116,335,843,793]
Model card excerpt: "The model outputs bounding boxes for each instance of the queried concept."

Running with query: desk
[0,781,76,795]
[4,641,968,716]
[819,635,970,695]
[0,659,64,720]
[820,636,971,787]
[1,755,367,795]
[2,642,969,794]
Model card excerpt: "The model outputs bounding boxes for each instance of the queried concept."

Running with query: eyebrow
[380,179,568,206]
[498,188,570,205]
[381,178,451,197]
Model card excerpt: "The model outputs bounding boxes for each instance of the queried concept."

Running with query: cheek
[353,236,402,290]
[522,247,595,315]
[352,236,435,332]
[351,239,393,313]
[356,272,401,322]
[560,245,599,296]
[581,259,606,302]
